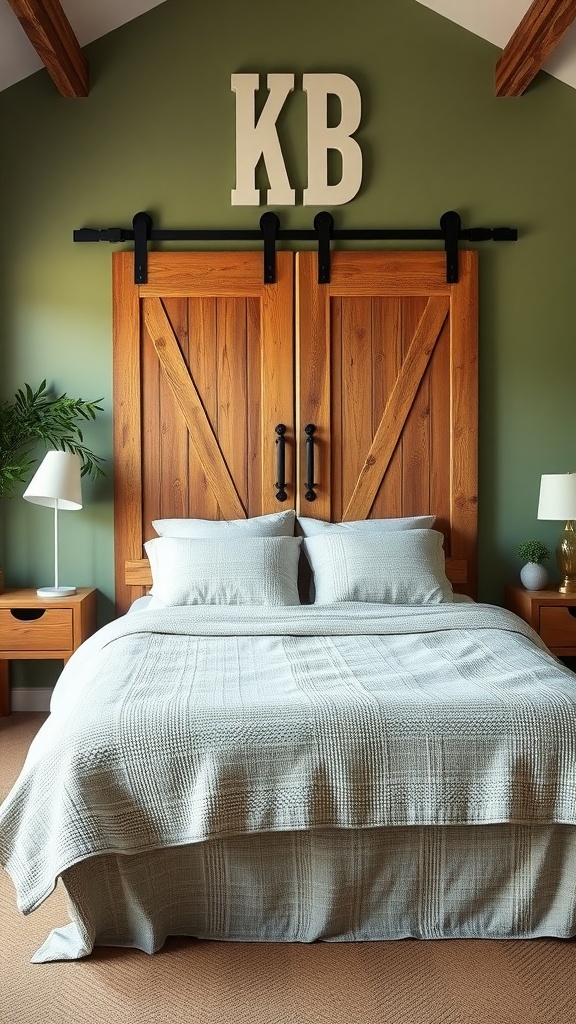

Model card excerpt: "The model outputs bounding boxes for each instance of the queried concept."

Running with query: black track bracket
[260,212,280,284]
[133,212,153,284]
[314,211,334,284]
[440,211,461,284]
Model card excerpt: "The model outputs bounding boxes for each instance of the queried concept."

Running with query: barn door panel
[113,251,295,613]
[296,250,478,596]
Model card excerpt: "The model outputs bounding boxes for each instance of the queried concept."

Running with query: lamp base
[556,521,576,596]
[36,586,77,598]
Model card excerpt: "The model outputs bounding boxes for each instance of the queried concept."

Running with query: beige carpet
[2,714,576,1024]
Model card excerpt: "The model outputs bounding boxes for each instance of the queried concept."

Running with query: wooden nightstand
[505,586,576,657]
[0,588,97,717]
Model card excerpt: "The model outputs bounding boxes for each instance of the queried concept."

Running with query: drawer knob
[10,609,46,622]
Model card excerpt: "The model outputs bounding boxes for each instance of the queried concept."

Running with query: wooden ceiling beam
[496,0,576,96]
[5,0,88,97]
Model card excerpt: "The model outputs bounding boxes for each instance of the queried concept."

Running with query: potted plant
[0,380,105,499]
[0,381,105,592]
[517,539,551,591]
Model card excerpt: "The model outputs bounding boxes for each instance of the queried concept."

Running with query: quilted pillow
[144,536,302,606]
[298,515,435,536]
[303,529,453,605]
[152,510,296,538]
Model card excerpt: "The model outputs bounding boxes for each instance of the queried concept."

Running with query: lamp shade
[23,451,82,510]
[537,473,576,521]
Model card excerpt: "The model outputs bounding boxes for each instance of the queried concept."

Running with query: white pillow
[303,530,453,605]
[152,510,296,538]
[144,536,302,606]
[298,515,435,536]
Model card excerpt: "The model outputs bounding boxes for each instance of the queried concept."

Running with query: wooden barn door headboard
[113,249,477,613]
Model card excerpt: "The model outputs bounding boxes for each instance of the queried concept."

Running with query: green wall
[1,0,576,684]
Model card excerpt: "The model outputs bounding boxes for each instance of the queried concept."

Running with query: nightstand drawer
[540,607,576,650]
[0,608,73,651]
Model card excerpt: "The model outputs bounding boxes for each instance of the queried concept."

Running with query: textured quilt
[2,601,576,916]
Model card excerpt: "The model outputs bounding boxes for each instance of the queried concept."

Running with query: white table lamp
[537,473,576,595]
[23,450,83,597]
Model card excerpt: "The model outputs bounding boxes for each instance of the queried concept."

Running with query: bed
[2,249,576,961]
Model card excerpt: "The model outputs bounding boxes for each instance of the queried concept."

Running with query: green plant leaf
[517,539,551,564]
[0,381,106,499]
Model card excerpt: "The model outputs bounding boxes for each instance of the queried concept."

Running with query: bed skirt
[32,823,576,961]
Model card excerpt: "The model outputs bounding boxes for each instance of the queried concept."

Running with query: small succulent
[517,539,551,565]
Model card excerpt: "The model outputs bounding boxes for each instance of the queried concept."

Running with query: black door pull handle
[275,424,287,501]
[304,424,316,501]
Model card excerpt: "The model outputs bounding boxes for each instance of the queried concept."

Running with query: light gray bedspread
[1,602,576,917]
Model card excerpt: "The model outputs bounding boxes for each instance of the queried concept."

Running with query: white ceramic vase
[520,562,548,591]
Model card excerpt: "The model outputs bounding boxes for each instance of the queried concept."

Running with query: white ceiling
[1,0,576,94]
[414,0,576,90]
[0,0,168,92]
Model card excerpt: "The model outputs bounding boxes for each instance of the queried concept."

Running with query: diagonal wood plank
[495,0,576,97]
[5,0,88,97]
[143,297,246,520]
[343,296,450,522]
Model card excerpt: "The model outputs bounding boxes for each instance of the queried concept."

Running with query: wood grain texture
[495,0,576,96]
[260,255,295,513]
[370,298,403,520]
[506,585,576,655]
[188,298,220,520]
[0,589,97,713]
[113,253,145,614]
[397,298,432,522]
[296,253,332,521]
[296,250,478,597]
[448,251,478,598]
[114,252,294,613]
[0,609,72,651]
[115,250,477,607]
[143,297,246,521]
[343,296,449,521]
[6,0,88,97]
[160,298,190,520]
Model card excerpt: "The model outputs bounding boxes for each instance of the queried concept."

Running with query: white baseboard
[10,687,54,713]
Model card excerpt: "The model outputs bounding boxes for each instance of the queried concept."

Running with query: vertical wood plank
[112,252,145,613]
[401,296,430,517]
[246,297,262,517]
[260,253,295,514]
[161,298,190,519]
[187,297,219,519]
[296,251,332,520]
[141,306,161,535]
[429,315,452,547]
[371,297,403,519]
[341,296,373,516]
[329,297,343,522]
[449,250,479,597]
[218,298,248,515]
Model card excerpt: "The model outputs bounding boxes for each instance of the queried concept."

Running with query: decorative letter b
[303,73,362,206]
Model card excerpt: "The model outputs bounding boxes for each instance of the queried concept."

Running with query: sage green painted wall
[1,0,575,685]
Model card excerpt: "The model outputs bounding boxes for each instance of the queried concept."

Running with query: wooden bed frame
[112,249,478,613]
